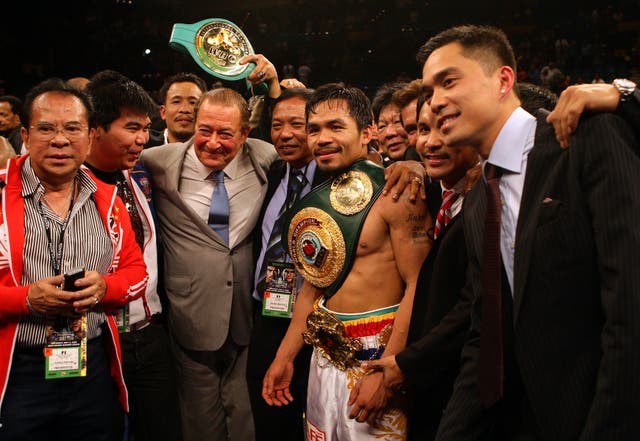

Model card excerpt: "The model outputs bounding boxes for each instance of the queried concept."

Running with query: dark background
[2,0,639,100]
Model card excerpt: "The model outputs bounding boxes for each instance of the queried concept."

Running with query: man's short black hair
[86,70,157,130]
[158,72,208,105]
[274,88,315,107]
[417,24,517,77]
[0,95,23,117]
[515,82,558,113]
[23,78,93,126]
[392,79,423,111]
[371,82,406,122]
[306,83,373,131]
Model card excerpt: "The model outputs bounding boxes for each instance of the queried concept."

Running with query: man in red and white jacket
[0,78,147,441]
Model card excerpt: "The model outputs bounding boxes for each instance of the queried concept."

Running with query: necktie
[433,189,459,240]
[208,171,230,244]
[256,168,307,296]
[116,172,145,250]
[479,163,504,407]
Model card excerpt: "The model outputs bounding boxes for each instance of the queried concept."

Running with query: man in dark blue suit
[418,24,640,441]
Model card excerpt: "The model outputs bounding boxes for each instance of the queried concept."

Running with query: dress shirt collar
[440,176,465,196]
[286,159,317,187]
[21,157,97,199]
[484,106,537,178]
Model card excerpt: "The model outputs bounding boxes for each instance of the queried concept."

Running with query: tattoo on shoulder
[405,213,427,223]
[411,226,430,244]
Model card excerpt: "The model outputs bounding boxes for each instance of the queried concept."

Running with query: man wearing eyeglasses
[0,78,147,440]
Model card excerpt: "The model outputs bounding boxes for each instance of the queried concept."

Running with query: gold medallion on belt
[330,170,373,216]
[288,208,345,288]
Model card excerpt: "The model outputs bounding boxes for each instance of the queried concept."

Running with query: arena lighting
[144,48,151,55]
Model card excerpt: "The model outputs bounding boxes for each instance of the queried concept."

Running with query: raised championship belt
[283,159,385,297]
[169,18,268,94]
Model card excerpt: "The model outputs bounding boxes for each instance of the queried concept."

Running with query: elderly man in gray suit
[140,87,277,441]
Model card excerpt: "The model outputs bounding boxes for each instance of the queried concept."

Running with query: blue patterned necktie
[255,168,307,296]
[208,170,229,244]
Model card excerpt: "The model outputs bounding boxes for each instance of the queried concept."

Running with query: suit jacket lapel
[513,113,561,322]
[161,141,227,245]
[463,180,486,267]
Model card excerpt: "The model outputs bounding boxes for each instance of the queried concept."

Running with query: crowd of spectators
[2,0,638,100]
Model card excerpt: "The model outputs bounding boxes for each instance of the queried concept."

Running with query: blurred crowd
[2,0,638,100]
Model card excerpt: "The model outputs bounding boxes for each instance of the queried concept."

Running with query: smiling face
[160,81,204,143]
[306,99,372,174]
[421,42,511,158]
[416,102,478,189]
[90,109,151,171]
[193,101,249,171]
[271,97,313,168]
[376,104,408,160]
[23,92,92,187]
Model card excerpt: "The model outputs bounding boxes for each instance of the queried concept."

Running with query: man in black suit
[361,94,479,440]
[246,87,325,441]
[418,25,640,440]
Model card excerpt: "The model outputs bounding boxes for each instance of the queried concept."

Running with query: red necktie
[479,163,504,407]
[433,189,459,240]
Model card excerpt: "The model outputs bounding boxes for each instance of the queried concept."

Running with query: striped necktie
[208,170,229,244]
[433,189,459,240]
[255,168,307,296]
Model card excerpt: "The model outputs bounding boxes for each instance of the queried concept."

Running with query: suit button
[226,281,232,287]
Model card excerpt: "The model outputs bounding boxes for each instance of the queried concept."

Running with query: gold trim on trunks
[330,170,373,215]
[288,208,345,288]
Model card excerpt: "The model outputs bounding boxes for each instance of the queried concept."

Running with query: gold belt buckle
[303,309,362,370]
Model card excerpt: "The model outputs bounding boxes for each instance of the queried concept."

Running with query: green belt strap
[283,159,385,297]
[169,18,268,94]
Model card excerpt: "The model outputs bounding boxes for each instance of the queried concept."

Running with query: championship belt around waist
[169,18,268,94]
[283,159,385,296]
[303,299,395,371]
[303,307,362,371]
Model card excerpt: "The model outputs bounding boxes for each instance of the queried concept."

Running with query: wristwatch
[612,78,637,102]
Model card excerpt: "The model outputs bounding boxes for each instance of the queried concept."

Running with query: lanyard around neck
[38,181,78,275]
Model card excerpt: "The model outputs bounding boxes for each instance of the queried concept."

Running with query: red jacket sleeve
[101,195,148,308]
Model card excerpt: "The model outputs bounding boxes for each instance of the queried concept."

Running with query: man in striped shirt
[0,78,147,441]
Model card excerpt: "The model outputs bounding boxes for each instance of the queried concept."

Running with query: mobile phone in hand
[63,268,85,292]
